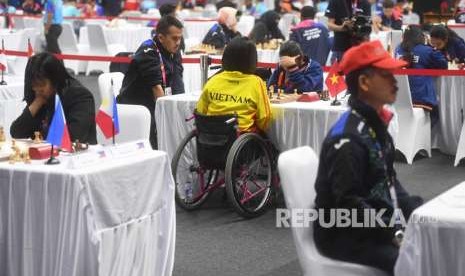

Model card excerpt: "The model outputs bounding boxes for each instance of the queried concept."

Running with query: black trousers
[45,24,62,54]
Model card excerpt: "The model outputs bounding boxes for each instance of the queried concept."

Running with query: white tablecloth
[155,93,349,160]
[79,26,153,52]
[183,20,216,41]
[0,75,26,139]
[435,76,465,155]
[395,181,465,276]
[0,145,175,276]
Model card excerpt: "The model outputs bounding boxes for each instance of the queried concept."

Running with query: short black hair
[156,15,183,35]
[222,37,257,74]
[345,66,376,99]
[300,6,316,19]
[24,52,74,104]
[279,41,303,57]
[382,0,394,9]
[159,3,177,17]
[430,24,461,42]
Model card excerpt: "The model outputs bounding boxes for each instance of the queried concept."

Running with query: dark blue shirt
[444,36,465,63]
[289,20,331,66]
[395,44,448,106]
[267,59,324,93]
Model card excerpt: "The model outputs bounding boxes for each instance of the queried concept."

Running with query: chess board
[269,93,300,104]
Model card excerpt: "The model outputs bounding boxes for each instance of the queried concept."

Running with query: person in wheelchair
[196,36,271,134]
[171,37,274,218]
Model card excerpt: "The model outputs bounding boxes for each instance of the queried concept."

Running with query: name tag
[165,87,172,96]
[68,149,109,169]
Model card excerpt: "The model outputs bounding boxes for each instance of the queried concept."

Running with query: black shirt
[117,38,185,112]
[10,79,97,144]
[325,0,370,52]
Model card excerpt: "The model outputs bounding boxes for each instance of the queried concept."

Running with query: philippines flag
[0,40,7,73]
[95,79,120,138]
[46,94,72,151]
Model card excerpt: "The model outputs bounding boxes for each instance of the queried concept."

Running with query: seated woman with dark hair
[202,7,241,49]
[430,24,465,64]
[196,37,271,133]
[10,52,97,144]
[267,41,323,93]
[249,10,284,44]
[395,25,447,124]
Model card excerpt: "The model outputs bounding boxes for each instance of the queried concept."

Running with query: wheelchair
[171,111,277,218]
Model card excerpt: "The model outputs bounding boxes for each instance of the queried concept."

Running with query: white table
[79,25,153,52]
[0,75,26,139]
[436,76,465,155]
[183,20,216,41]
[155,93,349,160]
[0,143,175,276]
[395,181,465,276]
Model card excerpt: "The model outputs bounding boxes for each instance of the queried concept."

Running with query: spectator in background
[81,0,97,17]
[430,24,465,64]
[395,25,448,125]
[22,0,42,15]
[202,7,241,49]
[216,0,237,10]
[373,0,403,32]
[249,10,284,44]
[325,0,371,62]
[255,0,268,16]
[242,0,256,16]
[268,41,324,93]
[62,0,80,17]
[290,5,331,66]
[44,0,64,54]
[101,0,121,16]
[402,1,420,25]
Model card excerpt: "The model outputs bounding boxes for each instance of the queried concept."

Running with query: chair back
[278,146,320,275]
[86,24,109,54]
[394,75,414,116]
[58,22,79,52]
[391,30,403,54]
[194,111,238,169]
[97,104,151,145]
[98,72,125,100]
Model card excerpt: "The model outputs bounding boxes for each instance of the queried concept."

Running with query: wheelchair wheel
[225,133,273,218]
[172,130,218,210]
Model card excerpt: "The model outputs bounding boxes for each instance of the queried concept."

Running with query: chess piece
[23,152,31,164]
[268,85,274,99]
[9,140,22,164]
[0,126,5,142]
[33,131,42,143]
[277,89,282,100]
[294,88,298,95]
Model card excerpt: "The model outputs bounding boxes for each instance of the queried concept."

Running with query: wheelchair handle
[185,115,195,122]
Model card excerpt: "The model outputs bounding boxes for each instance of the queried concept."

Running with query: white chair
[97,104,151,145]
[58,22,90,74]
[98,72,125,101]
[277,146,389,276]
[393,75,431,164]
[237,15,255,36]
[454,122,465,166]
[8,28,38,75]
[85,24,127,75]
[13,16,25,29]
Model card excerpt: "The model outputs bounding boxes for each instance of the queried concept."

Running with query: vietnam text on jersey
[196,71,271,132]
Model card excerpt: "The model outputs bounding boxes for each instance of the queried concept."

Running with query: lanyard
[350,109,400,213]
[152,41,167,88]
[351,0,358,14]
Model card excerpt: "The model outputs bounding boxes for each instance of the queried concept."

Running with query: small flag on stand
[96,79,120,141]
[27,38,34,57]
[325,61,347,98]
[46,94,72,152]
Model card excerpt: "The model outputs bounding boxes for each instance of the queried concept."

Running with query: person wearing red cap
[313,40,423,275]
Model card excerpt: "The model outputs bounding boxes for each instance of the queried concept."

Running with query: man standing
[313,40,423,275]
[372,0,403,32]
[44,0,63,54]
[101,0,122,17]
[325,0,371,62]
[117,16,185,149]
[290,6,331,66]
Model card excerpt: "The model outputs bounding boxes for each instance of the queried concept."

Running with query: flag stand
[0,70,6,85]
[112,119,116,145]
[331,94,341,106]
[45,145,60,165]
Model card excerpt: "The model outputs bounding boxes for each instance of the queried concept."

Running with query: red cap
[339,40,407,75]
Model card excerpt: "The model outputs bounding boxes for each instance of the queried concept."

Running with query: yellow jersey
[196,71,271,132]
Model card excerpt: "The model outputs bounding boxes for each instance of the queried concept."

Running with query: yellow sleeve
[254,78,271,131]
[195,83,210,114]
